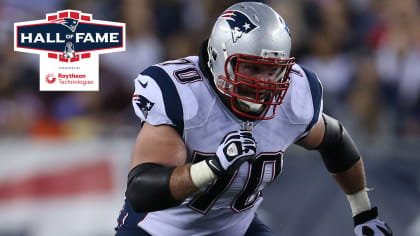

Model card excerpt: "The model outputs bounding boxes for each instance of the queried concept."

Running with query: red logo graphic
[45,73,56,84]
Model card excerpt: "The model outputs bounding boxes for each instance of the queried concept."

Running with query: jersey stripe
[140,66,184,137]
[301,66,323,132]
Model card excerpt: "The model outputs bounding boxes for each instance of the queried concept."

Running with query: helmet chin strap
[236,98,264,113]
[234,94,274,120]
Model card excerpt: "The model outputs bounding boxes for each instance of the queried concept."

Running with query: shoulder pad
[281,64,323,136]
[132,66,184,137]
[300,65,323,132]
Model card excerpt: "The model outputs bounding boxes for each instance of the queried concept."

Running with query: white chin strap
[236,98,264,113]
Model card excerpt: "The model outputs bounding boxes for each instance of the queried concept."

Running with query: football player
[115,2,392,236]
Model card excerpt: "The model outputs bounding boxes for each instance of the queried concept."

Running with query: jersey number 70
[188,151,283,214]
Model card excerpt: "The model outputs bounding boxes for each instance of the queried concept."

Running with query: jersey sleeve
[297,66,324,139]
[282,64,323,141]
[132,66,184,137]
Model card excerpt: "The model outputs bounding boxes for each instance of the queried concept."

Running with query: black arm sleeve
[316,114,361,173]
[125,163,181,212]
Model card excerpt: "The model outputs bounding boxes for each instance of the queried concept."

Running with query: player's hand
[206,130,256,177]
[354,207,392,236]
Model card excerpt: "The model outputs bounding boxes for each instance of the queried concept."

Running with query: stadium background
[1,0,419,235]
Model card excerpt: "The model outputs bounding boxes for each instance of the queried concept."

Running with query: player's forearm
[332,159,366,194]
[125,162,185,212]
[332,159,372,217]
[169,164,200,201]
[171,160,220,200]
[126,162,217,212]
[313,114,373,216]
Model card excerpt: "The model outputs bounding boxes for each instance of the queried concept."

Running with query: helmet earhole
[212,51,217,61]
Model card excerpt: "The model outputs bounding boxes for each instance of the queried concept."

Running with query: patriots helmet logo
[133,94,154,119]
[55,18,79,32]
[221,10,258,43]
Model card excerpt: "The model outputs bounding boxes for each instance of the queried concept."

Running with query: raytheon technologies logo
[14,10,126,91]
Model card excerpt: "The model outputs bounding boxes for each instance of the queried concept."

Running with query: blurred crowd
[1,0,420,141]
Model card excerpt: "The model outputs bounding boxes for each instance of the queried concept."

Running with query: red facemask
[217,53,295,120]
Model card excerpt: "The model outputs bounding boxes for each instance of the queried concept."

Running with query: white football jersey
[130,56,323,236]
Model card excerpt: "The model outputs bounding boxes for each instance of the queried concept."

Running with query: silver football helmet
[207,2,295,120]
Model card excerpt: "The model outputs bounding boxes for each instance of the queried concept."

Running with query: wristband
[346,188,372,216]
[190,161,217,188]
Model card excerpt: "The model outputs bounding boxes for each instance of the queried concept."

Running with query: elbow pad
[317,114,361,173]
[125,163,180,212]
